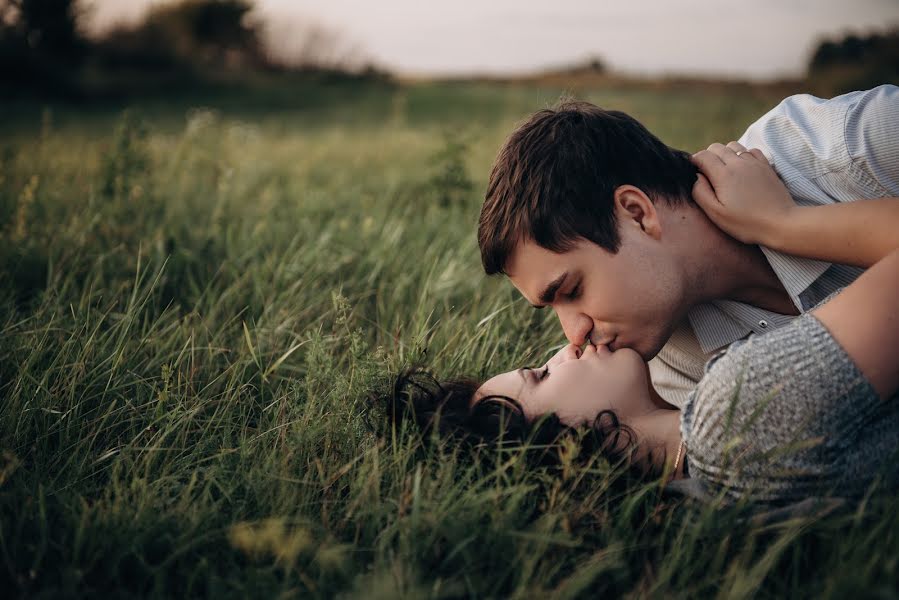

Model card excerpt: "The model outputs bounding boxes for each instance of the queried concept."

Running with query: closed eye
[521,365,550,383]
[565,282,581,301]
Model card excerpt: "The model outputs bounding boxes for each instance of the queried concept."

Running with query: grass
[1,78,897,598]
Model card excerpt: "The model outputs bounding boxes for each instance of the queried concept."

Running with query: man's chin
[627,332,669,362]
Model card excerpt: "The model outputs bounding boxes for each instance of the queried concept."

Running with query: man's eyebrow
[532,272,568,308]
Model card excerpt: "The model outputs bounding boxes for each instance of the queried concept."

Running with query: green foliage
[0,81,897,598]
[101,109,151,201]
[428,131,475,208]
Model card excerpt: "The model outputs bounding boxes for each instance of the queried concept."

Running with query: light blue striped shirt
[650,84,899,408]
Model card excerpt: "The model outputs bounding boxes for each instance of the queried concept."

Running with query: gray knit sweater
[679,313,899,504]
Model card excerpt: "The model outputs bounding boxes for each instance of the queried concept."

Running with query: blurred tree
[0,0,86,96]
[808,29,899,94]
[151,0,262,68]
[0,0,85,61]
[1,0,385,98]
[99,0,264,71]
[93,0,383,78]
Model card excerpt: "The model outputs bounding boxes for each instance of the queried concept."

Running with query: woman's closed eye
[523,365,550,383]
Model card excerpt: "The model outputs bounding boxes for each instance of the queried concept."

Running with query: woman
[387,142,899,505]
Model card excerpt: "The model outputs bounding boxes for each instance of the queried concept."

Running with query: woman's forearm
[760,198,899,268]
[812,247,899,399]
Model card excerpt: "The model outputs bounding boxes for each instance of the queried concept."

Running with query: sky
[84,0,899,80]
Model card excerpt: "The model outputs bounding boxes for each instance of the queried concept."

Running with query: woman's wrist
[756,204,799,250]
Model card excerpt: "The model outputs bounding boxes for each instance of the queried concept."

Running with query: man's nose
[557,308,593,346]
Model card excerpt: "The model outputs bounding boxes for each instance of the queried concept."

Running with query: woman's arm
[691,143,899,268]
[693,143,899,399]
[757,199,899,268]
[811,248,899,400]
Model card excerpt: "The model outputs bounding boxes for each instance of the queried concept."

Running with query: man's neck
[717,243,799,315]
[682,210,799,316]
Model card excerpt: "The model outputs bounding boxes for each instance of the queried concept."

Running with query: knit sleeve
[679,313,881,502]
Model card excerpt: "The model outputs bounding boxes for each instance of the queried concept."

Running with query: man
[477,85,898,407]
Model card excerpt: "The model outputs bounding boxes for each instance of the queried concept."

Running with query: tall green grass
[1,81,897,598]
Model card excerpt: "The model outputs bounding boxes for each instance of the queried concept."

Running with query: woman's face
[474,343,651,427]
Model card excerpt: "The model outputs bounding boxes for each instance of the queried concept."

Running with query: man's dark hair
[478,100,698,275]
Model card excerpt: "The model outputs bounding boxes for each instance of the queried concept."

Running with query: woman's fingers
[749,148,769,164]
[712,139,771,164]
[726,141,748,155]
[691,148,726,181]
[691,172,721,214]
[693,142,771,190]
[725,140,771,165]
[706,142,740,163]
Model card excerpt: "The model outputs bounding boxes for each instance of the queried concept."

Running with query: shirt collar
[687,303,752,354]
[758,247,832,310]
[686,246,833,354]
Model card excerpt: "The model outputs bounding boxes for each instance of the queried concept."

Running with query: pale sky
[84,0,899,79]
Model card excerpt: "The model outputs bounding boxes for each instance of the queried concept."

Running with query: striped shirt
[650,84,899,409]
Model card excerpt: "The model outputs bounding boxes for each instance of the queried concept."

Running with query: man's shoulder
[740,85,899,198]
[741,86,895,148]
[738,90,855,180]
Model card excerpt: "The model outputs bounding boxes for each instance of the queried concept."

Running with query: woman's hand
[691,141,795,246]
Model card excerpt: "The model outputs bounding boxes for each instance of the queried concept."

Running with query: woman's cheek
[543,384,579,422]
[558,390,596,425]
[523,390,556,421]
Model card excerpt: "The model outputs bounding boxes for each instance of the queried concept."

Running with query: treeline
[0,0,387,99]
[808,28,899,94]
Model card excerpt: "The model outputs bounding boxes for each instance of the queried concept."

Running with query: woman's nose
[565,344,583,360]
[547,343,582,368]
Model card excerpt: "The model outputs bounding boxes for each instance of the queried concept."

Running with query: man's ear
[614,185,662,240]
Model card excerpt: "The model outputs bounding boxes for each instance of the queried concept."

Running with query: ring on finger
[735,150,747,157]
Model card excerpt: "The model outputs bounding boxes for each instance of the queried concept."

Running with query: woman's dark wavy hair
[383,367,640,470]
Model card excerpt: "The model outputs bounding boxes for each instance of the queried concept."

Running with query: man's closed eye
[565,281,582,301]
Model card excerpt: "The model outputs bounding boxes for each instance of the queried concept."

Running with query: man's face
[505,224,687,360]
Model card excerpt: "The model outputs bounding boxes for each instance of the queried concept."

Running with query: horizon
[83,0,899,80]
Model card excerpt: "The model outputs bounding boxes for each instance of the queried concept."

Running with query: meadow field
[1,78,897,598]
